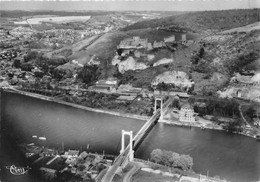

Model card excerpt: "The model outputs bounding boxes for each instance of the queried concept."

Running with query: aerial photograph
[0,0,259,181]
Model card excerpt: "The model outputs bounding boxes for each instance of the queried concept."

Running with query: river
[1,91,260,182]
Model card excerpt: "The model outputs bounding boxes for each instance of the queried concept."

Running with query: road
[101,155,124,182]
[123,162,140,182]
[239,104,260,134]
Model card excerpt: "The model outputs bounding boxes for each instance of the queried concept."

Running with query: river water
[1,91,260,182]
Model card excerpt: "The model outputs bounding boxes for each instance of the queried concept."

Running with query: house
[40,167,56,175]
[117,84,142,95]
[63,149,80,158]
[181,33,187,41]
[179,103,196,122]
[153,41,165,49]
[65,156,77,165]
[89,85,111,93]
[117,36,148,50]
[95,77,118,88]
[253,118,260,127]
[89,78,118,93]
[41,148,56,157]
[116,95,137,101]
[68,149,79,157]
[79,151,88,160]
[147,43,153,51]
[164,35,176,43]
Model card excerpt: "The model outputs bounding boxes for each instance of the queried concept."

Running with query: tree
[34,71,44,78]
[78,65,100,84]
[150,149,193,171]
[156,82,168,91]
[172,98,180,109]
[77,164,86,172]
[179,154,193,170]
[24,51,40,62]
[113,65,122,79]
[20,62,33,71]
[151,149,163,164]
[223,117,243,133]
[245,106,256,120]
[13,59,21,68]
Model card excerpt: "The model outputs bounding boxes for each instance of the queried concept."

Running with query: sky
[0,0,259,11]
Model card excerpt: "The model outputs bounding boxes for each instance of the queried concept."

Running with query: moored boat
[39,136,46,141]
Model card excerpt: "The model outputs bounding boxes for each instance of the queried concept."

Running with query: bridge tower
[120,130,134,161]
[154,96,164,120]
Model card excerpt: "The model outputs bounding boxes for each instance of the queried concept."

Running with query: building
[41,148,56,157]
[117,36,148,50]
[63,149,80,158]
[40,167,56,176]
[164,35,176,43]
[116,95,137,102]
[89,77,118,93]
[153,41,165,49]
[95,77,118,88]
[79,151,88,159]
[181,33,187,41]
[253,118,260,127]
[179,103,195,122]
[68,149,79,157]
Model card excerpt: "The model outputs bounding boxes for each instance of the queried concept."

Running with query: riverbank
[159,118,259,139]
[2,87,149,121]
[3,88,259,140]
[132,158,228,182]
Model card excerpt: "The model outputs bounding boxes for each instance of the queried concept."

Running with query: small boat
[32,135,37,138]
[25,153,34,158]
[39,136,46,141]
[27,143,35,146]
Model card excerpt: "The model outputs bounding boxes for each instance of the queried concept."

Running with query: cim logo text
[6,165,31,175]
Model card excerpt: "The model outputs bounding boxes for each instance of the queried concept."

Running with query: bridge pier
[154,96,164,120]
[120,130,134,162]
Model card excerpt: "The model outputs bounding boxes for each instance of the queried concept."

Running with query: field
[123,9,260,33]
[45,34,101,58]
[14,16,91,25]
[132,170,178,182]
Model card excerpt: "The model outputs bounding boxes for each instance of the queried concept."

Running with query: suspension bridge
[101,96,174,182]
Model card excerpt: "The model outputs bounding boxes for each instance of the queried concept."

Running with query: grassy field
[0,10,115,18]
[123,9,260,33]
[123,28,200,42]
[45,34,101,58]
[132,170,178,182]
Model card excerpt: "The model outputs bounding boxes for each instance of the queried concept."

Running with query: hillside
[115,22,260,94]
[123,9,260,34]
[59,28,199,78]
[43,9,260,98]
